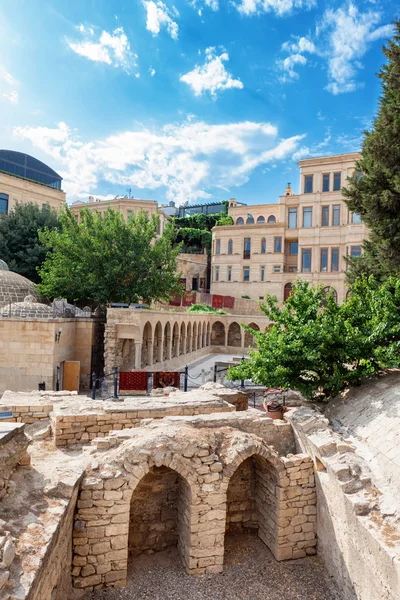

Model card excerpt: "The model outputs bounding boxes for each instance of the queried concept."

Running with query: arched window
[257,216,265,224]
[284,283,292,301]
[261,238,266,254]
[267,215,276,223]
[228,239,233,254]
[246,215,254,224]
[236,217,244,225]
[323,286,338,303]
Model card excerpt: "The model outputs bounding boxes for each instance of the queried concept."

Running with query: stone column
[147,340,153,366]
[167,336,172,360]
[157,332,163,363]
[134,342,142,369]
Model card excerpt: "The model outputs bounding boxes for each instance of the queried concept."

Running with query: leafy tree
[343,21,400,280]
[173,210,231,253]
[38,207,183,305]
[0,203,60,283]
[228,278,400,400]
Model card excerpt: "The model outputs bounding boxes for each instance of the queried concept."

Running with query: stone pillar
[134,342,142,369]
[167,336,172,360]
[224,330,229,348]
[240,329,245,348]
[147,340,153,366]
[157,333,163,363]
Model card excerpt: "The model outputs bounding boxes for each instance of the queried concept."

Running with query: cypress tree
[343,21,400,282]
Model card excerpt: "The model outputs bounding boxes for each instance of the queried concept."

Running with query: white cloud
[320,3,394,95]
[67,26,137,72]
[278,53,308,82]
[237,0,316,17]
[282,36,316,54]
[2,90,19,104]
[180,47,243,98]
[149,67,156,76]
[278,36,316,82]
[13,120,305,204]
[0,66,19,104]
[143,1,179,40]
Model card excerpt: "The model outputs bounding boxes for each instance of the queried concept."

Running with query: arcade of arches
[105,308,269,372]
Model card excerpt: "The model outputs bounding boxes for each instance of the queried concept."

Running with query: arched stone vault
[72,424,316,592]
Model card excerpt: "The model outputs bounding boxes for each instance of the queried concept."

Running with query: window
[227,266,232,281]
[260,266,265,282]
[351,212,362,224]
[321,206,329,227]
[42,203,47,211]
[303,207,312,228]
[273,265,281,273]
[228,239,233,254]
[288,267,298,272]
[355,170,362,181]
[320,248,328,272]
[274,237,282,253]
[257,216,265,224]
[333,172,341,191]
[243,267,250,282]
[127,209,133,214]
[215,266,219,282]
[236,217,244,225]
[0,193,9,214]
[267,215,276,223]
[332,205,340,226]
[243,237,251,259]
[323,286,338,303]
[216,239,220,254]
[288,208,297,229]
[246,215,254,224]
[304,175,313,194]
[331,248,339,272]
[302,248,312,272]
[284,283,292,301]
[322,174,330,192]
[261,237,266,254]
[289,241,298,255]
[351,246,361,258]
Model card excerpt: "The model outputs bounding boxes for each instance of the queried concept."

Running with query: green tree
[38,207,183,305]
[0,203,60,283]
[343,21,400,281]
[173,210,231,253]
[228,278,400,400]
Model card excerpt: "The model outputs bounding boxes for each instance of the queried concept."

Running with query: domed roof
[0,269,42,307]
[1,295,53,319]
[0,259,9,271]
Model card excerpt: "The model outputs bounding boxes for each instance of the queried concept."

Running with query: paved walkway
[88,534,339,600]
[185,353,246,388]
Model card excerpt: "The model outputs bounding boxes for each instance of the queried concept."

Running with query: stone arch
[267,215,276,223]
[227,322,241,347]
[211,321,225,346]
[244,322,260,348]
[179,322,186,356]
[236,217,244,225]
[246,215,254,224]
[257,216,265,224]
[323,286,337,303]
[186,322,192,353]
[163,321,171,360]
[192,322,197,351]
[222,445,286,562]
[121,339,136,370]
[141,321,153,367]
[172,322,179,358]
[153,321,163,364]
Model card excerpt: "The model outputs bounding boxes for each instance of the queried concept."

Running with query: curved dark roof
[0,150,62,189]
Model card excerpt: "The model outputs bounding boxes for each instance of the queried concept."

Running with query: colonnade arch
[244,323,260,348]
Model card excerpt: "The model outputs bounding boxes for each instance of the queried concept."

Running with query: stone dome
[0,259,9,271]
[1,296,54,319]
[0,269,42,308]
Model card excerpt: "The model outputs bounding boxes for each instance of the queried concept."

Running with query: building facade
[0,150,66,214]
[71,195,167,235]
[210,152,365,303]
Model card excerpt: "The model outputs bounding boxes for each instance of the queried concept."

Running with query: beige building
[211,152,365,303]
[71,195,167,235]
[0,150,66,214]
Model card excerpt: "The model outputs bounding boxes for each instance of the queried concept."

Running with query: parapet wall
[290,406,400,600]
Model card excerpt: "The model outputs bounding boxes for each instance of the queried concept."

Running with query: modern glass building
[0,150,63,190]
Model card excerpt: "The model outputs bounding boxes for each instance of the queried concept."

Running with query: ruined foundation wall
[290,407,400,600]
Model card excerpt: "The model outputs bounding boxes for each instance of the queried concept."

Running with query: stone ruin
[0,377,400,600]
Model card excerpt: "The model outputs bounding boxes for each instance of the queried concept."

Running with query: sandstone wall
[226,457,258,534]
[0,423,30,500]
[290,406,400,600]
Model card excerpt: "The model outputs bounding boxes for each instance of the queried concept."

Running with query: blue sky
[0,0,397,206]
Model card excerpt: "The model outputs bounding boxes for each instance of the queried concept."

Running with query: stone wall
[290,406,400,600]
[226,458,258,534]
[0,423,30,500]
[71,424,317,593]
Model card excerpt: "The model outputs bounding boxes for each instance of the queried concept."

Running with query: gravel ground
[87,534,340,600]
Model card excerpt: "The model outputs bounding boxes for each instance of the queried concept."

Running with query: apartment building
[210,152,365,303]
[71,195,167,235]
[0,150,66,214]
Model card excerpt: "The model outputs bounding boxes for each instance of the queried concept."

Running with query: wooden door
[63,361,80,392]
